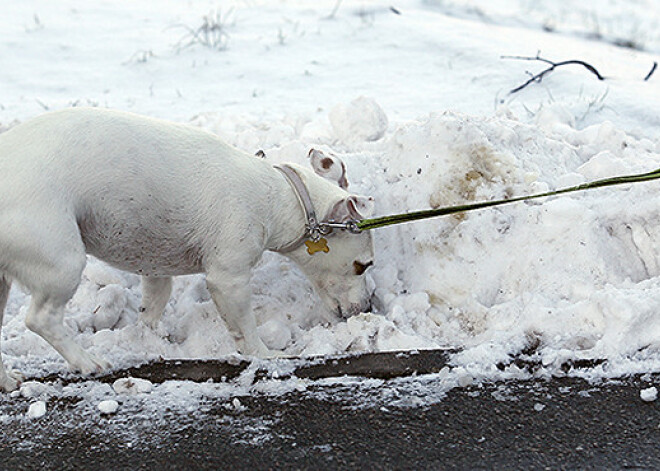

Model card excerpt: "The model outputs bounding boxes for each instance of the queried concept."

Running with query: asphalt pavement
[1,351,659,470]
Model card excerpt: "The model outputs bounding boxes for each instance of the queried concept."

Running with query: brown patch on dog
[321,157,333,169]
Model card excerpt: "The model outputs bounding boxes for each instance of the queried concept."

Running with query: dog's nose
[338,298,375,318]
[338,303,361,318]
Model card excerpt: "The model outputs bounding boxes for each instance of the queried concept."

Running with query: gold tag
[305,238,329,255]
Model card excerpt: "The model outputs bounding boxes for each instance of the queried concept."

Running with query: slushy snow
[0,0,660,410]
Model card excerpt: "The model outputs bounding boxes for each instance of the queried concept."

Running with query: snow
[257,319,293,351]
[640,386,658,402]
[231,398,247,412]
[1,0,660,411]
[329,96,389,143]
[19,381,51,400]
[112,378,154,396]
[98,400,120,415]
[26,401,46,419]
[423,0,660,54]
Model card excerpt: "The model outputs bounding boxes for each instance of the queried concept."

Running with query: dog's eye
[353,260,373,276]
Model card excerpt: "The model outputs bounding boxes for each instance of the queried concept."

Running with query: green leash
[355,167,660,231]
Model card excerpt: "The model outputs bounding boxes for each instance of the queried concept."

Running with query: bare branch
[502,53,605,94]
[35,98,49,111]
[645,62,657,81]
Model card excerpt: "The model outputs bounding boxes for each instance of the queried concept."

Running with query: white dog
[0,108,375,392]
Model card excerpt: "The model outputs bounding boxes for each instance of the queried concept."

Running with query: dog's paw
[70,352,112,376]
[139,312,160,330]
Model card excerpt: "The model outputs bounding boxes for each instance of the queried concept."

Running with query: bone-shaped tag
[305,238,329,255]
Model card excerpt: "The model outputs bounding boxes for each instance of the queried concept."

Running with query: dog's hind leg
[0,275,23,392]
[10,215,112,375]
[24,265,111,375]
[139,276,172,329]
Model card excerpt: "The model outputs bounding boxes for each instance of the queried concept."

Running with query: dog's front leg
[139,276,173,329]
[14,222,111,376]
[205,269,274,358]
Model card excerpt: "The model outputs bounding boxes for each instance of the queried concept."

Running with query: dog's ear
[328,195,374,222]
[309,148,348,189]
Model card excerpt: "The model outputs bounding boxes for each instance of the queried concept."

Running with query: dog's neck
[266,165,315,253]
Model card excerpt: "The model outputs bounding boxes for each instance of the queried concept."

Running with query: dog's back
[0,107,272,276]
[0,108,285,387]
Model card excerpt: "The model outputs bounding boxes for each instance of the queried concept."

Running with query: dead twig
[35,98,49,111]
[502,52,605,94]
[173,9,232,52]
[645,61,657,81]
[326,0,343,19]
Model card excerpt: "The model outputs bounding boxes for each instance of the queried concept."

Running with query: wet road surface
[1,351,659,470]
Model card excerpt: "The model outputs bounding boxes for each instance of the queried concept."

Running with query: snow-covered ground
[1,0,660,415]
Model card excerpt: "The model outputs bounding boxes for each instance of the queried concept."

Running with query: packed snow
[112,378,154,396]
[26,401,46,420]
[640,386,658,402]
[97,399,120,415]
[1,0,660,414]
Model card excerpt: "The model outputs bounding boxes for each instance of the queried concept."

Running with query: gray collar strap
[274,164,362,253]
[275,164,326,252]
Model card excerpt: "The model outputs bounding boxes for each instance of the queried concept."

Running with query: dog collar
[274,164,362,255]
[275,164,328,254]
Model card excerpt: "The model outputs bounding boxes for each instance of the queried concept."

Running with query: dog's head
[285,149,375,318]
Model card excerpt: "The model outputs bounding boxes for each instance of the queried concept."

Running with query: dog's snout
[337,298,373,318]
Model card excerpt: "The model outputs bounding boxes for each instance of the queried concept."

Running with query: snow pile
[5,100,660,388]
[192,102,660,377]
[365,110,660,375]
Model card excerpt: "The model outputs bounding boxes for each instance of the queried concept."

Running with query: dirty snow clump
[112,377,154,395]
